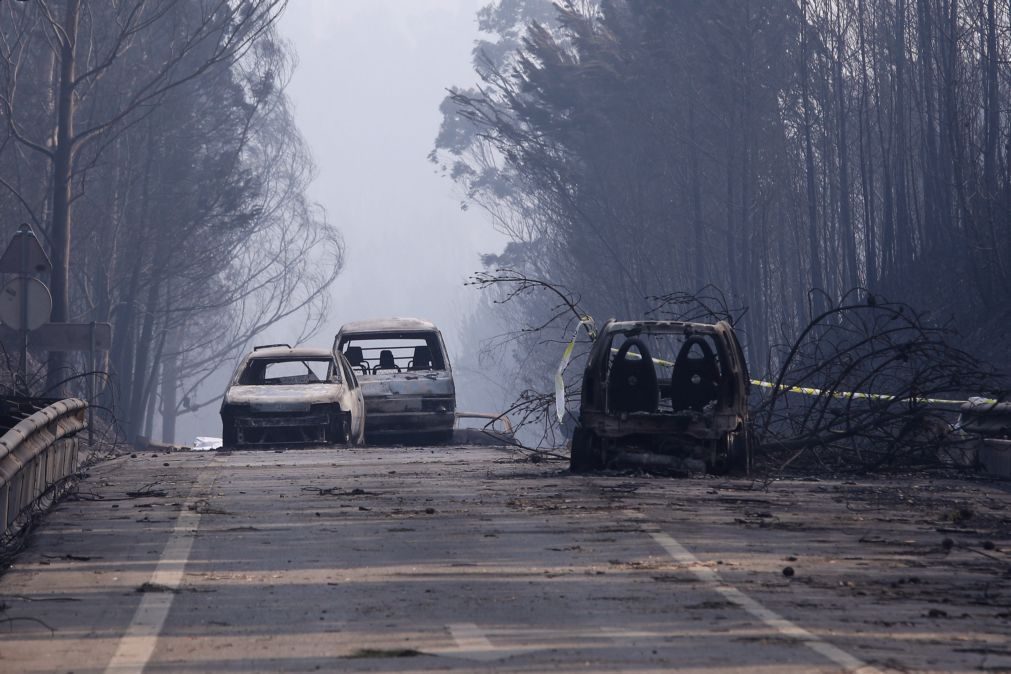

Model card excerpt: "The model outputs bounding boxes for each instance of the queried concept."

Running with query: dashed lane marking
[442,623,537,662]
[626,510,883,674]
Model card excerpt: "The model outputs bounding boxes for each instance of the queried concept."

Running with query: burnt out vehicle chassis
[219,345,366,450]
[335,318,456,445]
[360,404,456,444]
[221,407,353,448]
[571,319,751,474]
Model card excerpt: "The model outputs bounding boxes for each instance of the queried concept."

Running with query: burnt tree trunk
[800,1,824,310]
[45,0,81,395]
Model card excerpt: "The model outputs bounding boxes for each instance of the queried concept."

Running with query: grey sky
[276,0,506,357]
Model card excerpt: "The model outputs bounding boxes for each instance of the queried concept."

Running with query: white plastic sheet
[192,436,223,451]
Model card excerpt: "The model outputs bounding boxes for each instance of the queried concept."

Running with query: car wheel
[709,429,750,475]
[221,423,238,450]
[727,427,752,474]
[706,434,731,474]
[353,424,365,447]
[570,427,603,473]
[328,412,351,445]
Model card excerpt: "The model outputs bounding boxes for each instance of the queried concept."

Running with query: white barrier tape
[556,318,594,423]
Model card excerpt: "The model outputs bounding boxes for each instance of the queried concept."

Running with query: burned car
[220,345,365,449]
[571,320,750,473]
[334,318,455,443]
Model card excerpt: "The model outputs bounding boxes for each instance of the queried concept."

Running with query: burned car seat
[374,349,401,373]
[409,346,432,371]
[607,338,659,413]
[344,346,368,374]
[670,336,720,412]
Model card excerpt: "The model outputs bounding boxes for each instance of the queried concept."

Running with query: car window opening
[607,332,726,415]
[239,358,338,386]
[339,333,447,374]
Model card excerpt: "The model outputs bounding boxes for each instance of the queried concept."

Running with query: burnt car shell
[220,345,365,449]
[571,319,751,473]
[334,318,455,443]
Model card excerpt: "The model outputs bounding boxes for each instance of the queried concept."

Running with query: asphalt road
[1,445,1009,673]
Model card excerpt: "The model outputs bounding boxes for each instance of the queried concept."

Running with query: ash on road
[1,445,1009,673]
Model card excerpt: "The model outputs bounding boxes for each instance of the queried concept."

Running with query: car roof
[246,345,334,360]
[338,317,440,335]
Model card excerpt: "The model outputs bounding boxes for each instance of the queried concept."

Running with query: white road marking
[449,622,496,651]
[104,472,214,674]
[442,623,535,662]
[626,510,882,674]
[598,626,664,639]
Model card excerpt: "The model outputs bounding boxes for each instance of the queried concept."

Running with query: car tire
[727,427,752,474]
[707,434,731,474]
[570,427,603,473]
[709,429,750,475]
[328,412,351,445]
[221,422,238,450]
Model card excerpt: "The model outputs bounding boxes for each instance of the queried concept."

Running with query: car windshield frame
[235,356,341,386]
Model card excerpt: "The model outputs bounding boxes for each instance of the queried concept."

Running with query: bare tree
[0,0,287,392]
[439,0,1011,384]
[0,1,342,445]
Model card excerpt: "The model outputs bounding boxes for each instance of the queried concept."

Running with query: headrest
[411,346,432,369]
[345,346,364,365]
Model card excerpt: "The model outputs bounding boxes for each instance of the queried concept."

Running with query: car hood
[224,384,342,412]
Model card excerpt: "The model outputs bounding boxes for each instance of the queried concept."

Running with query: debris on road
[300,486,377,497]
[345,648,424,659]
[192,437,222,451]
[135,582,178,594]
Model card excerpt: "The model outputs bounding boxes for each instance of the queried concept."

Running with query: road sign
[0,277,52,330]
[0,224,52,275]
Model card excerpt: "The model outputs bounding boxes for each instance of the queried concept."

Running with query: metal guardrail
[957,399,1011,477]
[455,411,514,435]
[958,399,1011,436]
[0,398,87,537]
[452,412,516,446]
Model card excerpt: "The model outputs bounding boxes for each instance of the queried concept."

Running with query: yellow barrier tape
[609,347,675,368]
[609,347,994,407]
[748,379,996,406]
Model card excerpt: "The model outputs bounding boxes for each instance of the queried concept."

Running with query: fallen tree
[754,290,1006,474]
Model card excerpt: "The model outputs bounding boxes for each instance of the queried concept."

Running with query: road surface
[1,445,1009,673]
